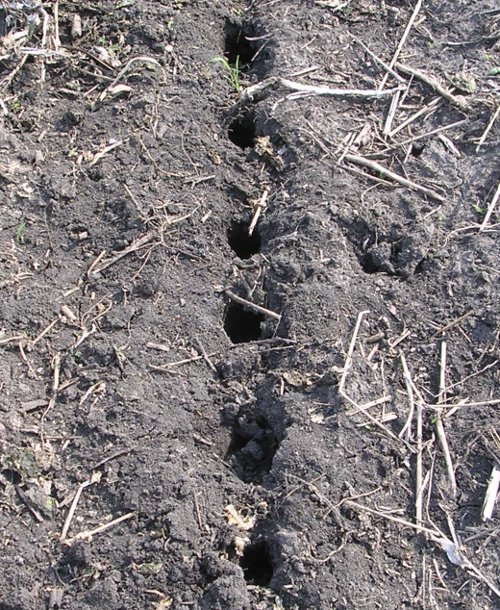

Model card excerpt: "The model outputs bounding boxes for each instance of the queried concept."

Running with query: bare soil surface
[1,1,499,609]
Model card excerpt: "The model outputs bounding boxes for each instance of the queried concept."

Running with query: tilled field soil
[0,1,499,609]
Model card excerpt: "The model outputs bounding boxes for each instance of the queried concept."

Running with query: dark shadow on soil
[224,302,264,343]
[224,21,256,69]
[239,539,274,586]
[224,401,283,483]
[228,111,256,149]
[227,220,261,259]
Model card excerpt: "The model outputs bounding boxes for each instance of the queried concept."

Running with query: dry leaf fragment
[224,504,256,531]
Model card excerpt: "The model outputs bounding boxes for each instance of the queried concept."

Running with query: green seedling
[472,203,484,215]
[9,99,21,114]
[15,222,26,243]
[212,55,241,93]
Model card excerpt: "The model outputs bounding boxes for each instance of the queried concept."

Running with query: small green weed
[9,99,21,114]
[15,222,26,243]
[212,55,241,93]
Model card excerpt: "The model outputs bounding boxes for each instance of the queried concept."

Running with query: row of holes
[222,22,276,587]
[224,30,264,344]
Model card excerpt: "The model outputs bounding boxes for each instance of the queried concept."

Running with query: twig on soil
[60,304,78,324]
[60,477,96,542]
[338,311,409,447]
[193,491,204,531]
[40,353,62,446]
[307,531,353,563]
[399,353,424,523]
[0,53,28,89]
[444,359,499,394]
[15,487,44,522]
[383,89,402,135]
[346,499,438,536]
[52,0,61,52]
[63,512,135,545]
[378,0,423,90]
[88,211,194,276]
[92,449,133,470]
[342,153,445,201]
[225,290,281,321]
[350,35,406,84]
[435,341,457,497]
[380,119,467,153]
[88,140,123,167]
[149,352,217,371]
[476,104,500,152]
[240,77,401,104]
[388,97,440,138]
[427,398,500,410]
[194,338,218,373]
[32,318,59,346]
[431,310,473,338]
[481,464,500,521]
[435,534,500,598]
[124,184,148,220]
[338,310,369,396]
[479,180,500,233]
[146,342,171,353]
[395,63,469,111]
[346,499,500,597]
[337,162,393,188]
[97,56,165,103]
[398,353,416,441]
[137,137,187,178]
[482,464,500,521]
[344,392,407,446]
[0,334,26,346]
[346,395,391,416]
[249,188,269,236]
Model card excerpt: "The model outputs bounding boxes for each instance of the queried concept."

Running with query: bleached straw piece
[378,0,423,91]
[479,180,500,233]
[481,464,500,521]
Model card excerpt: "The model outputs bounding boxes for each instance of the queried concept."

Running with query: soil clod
[225,411,279,483]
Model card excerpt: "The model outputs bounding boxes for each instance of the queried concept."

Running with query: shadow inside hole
[240,540,274,586]
[228,113,256,149]
[227,220,261,259]
[225,414,279,483]
[410,142,425,158]
[224,22,255,68]
[361,253,382,274]
[224,302,264,344]
[1,469,22,485]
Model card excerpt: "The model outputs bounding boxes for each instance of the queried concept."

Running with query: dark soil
[0,1,499,609]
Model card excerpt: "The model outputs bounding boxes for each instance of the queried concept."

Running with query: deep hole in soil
[228,113,256,149]
[227,220,261,258]
[225,412,280,483]
[224,302,264,343]
[414,258,426,274]
[240,540,274,586]
[1,469,22,485]
[361,253,381,274]
[224,22,255,68]
[411,142,425,158]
